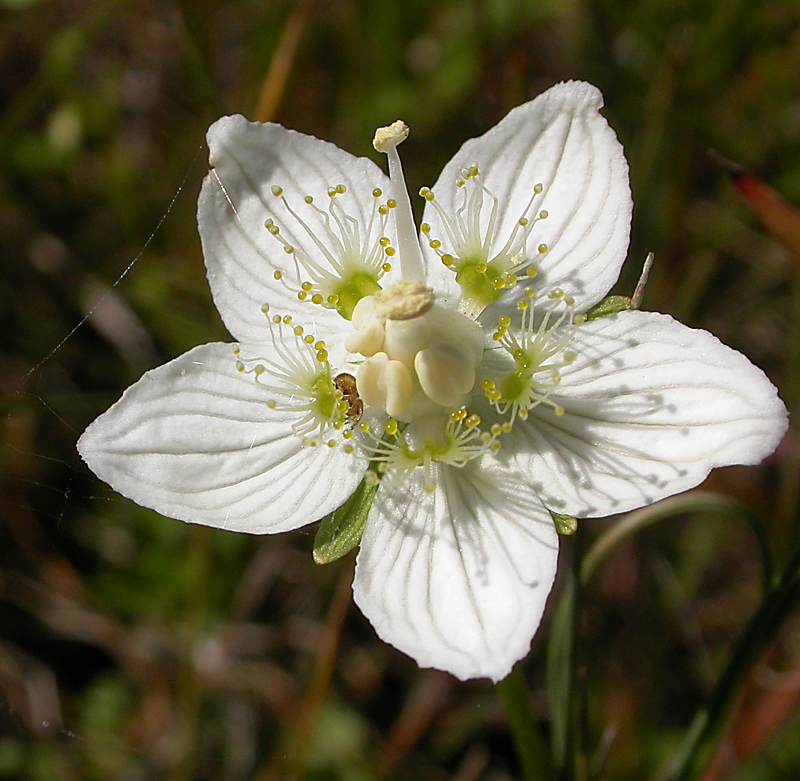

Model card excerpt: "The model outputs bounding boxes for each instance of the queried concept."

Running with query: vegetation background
[1,0,799,779]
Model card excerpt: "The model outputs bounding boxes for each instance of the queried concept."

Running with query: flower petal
[422,81,631,312]
[353,459,559,681]
[510,311,788,517]
[198,115,393,342]
[78,342,365,534]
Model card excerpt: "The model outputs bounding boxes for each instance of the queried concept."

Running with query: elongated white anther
[373,120,425,283]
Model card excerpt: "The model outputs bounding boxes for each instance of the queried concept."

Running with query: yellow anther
[441,254,455,267]
[382,262,392,273]
[387,198,397,208]
[476,262,488,274]
[372,187,382,198]
[553,405,565,417]
[385,247,395,256]
[420,222,431,234]
[327,294,339,305]
[260,303,270,314]
[534,183,543,194]
[385,419,398,436]
[254,364,265,376]
[301,281,313,292]
[327,439,337,448]
[378,462,390,474]
[565,296,575,307]
[519,217,529,227]
[538,243,548,254]
[564,351,576,363]
[456,178,465,188]
[482,379,496,391]
[283,245,294,254]
[466,414,480,429]
[343,444,354,454]
[311,293,324,305]
[271,185,283,197]
[527,268,539,280]
[517,299,528,311]
[525,287,536,298]
[575,314,586,326]
[272,314,281,324]
[548,288,565,301]
[419,187,435,201]
[266,399,277,409]
[304,195,313,204]
[268,225,279,235]
[379,236,390,247]
[498,315,511,328]
[539,209,549,219]
[490,423,502,437]
[335,183,346,194]
[273,270,283,280]
[429,239,441,250]
[293,325,304,336]
[235,360,245,372]
[359,421,370,432]
[316,349,328,363]
[233,346,241,355]
[501,421,512,433]
[304,334,315,344]
[342,429,353,440]
[282,314,292,324]
[264,218,273,228]
[315,340,326,350]
[378,205,388,216]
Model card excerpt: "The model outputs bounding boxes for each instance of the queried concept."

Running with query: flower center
[482,286,582,422]
[234,305,350,446]
[263,183,396,319]
[418,165,551,317]
[345,282,484,423]
[360,410,504,493]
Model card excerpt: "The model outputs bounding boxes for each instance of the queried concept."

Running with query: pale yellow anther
[375,282,435,321]
[373,120,409,153]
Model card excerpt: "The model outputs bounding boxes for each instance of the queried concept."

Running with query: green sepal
[312,474,380,564]
[549,508,578,536]
[584,295,631,321]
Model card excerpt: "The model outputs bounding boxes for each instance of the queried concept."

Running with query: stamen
[234,305,351,440]
[419,166,552,315]
[373,120,425,282]
[483,287,580,424]
[261,181,394,319]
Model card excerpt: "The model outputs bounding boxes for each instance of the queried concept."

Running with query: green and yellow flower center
[482,287,582,422]
[263,183,397,319]
[418,167,551,317]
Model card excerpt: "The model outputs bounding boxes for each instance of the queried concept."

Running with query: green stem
[546,527,584,780]
[497,666,553,781]
[659,547,800,780]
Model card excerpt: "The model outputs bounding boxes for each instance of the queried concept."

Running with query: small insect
[334,372,363,425]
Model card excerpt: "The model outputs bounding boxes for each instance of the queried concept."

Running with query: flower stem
[497,666,553,781]
[658,546,800,781]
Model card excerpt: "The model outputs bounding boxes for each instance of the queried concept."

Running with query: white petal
[510,311,788,517]
[198,115,393,342]
[422,81,631,312]
[353,459,559,681]
[77,342,365,534]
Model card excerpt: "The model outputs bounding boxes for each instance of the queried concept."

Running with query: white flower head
[78,82,788,682]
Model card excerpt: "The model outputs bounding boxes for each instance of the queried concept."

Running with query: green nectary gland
[455,260,502,309]
[335,272,382,319]
[312,371,338,419]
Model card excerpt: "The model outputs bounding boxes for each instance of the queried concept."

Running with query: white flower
[78,81,788,682]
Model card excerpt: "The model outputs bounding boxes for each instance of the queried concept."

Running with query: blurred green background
[1,0,799,779]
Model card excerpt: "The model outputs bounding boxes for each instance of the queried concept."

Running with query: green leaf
[312,476,379,565]
[584,295,631,321]
[548,508,578,536]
